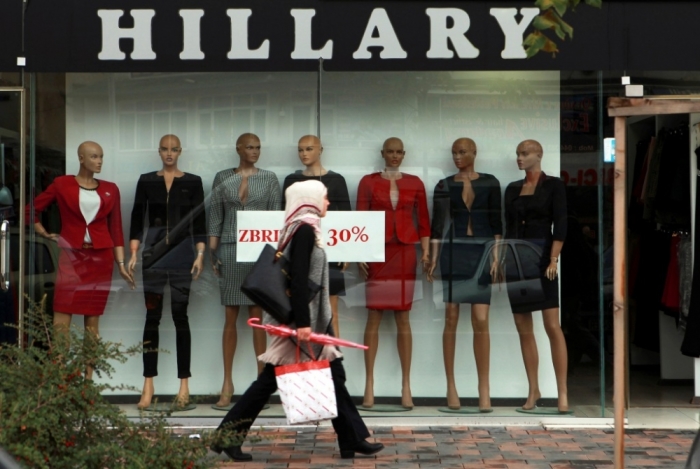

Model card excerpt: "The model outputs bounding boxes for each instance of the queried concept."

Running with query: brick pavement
[213,427,696,468]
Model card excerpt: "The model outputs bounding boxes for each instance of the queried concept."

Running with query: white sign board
[236,211,385,263]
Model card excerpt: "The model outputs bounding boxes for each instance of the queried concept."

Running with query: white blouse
[79,187,100,243]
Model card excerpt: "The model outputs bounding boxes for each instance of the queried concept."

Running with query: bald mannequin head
[298,135,323,167]
[451,138,477,171]
[158,134,182,169]
[77,141,104,174]
[516,139,543,172]
[236,133,261,166]
[381,137,405,169]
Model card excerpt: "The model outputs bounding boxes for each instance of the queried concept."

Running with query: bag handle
[295,340,317,363]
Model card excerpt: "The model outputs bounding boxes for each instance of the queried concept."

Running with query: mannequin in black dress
[504,139,568,412]
[427,138,502,411]
[282,135,351,337]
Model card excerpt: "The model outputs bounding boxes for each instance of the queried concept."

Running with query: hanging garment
[681,147,700,358]
[660,234,681,317]
[679,234,692,327]
[655,127,691,227]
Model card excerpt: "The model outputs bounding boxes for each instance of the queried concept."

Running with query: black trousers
[218,359,370,451]
[142,269,192,378]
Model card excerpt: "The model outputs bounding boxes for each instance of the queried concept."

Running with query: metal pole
[597,71,606,417]
[317,58,323,138]
[18,89,26,349]
[613,115,627,469]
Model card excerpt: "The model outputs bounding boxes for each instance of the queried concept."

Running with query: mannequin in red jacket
[29,141,135,379]
[357,137,430,409]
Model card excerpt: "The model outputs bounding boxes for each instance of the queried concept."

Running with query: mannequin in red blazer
[357,137,430,409]
[29,142,135,378]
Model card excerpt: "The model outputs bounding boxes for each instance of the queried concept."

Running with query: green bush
[0,299,242,469]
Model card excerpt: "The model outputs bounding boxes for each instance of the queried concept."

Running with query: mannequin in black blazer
[504,140,568,413]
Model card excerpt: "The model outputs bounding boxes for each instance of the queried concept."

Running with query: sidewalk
[213,426,696,468]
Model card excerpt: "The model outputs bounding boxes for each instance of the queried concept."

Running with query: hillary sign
[236,211,385,263]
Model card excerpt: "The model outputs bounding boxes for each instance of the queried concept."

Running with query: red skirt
[365,240,417,311]
[54,248,114,316]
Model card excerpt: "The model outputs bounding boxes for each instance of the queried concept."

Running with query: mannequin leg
[248,305,266,375]
[329,295,341,337]
[139,377,154,410]
[362,309,383,407]
[443,303,460,409]
[83,315,100,381]
[471,304,491,411]
[53,311,72,334]
[140,270,167,408]
[217,305,240,407]
[394,310,413,409]
[542,307,569,412]
[513,312,540,410]
[170,271,193,406]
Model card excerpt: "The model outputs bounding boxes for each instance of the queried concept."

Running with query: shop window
[118,100,188,151]
[199,93,268,146]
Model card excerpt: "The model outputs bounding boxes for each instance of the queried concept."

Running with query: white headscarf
[278,180,327,251]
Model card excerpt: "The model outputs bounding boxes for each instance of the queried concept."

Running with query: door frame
[0,86,27,348]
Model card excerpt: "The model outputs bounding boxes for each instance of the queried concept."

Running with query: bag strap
[294,340,318,363]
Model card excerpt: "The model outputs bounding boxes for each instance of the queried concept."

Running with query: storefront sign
[9,1,700,72]
[236,211,385,263]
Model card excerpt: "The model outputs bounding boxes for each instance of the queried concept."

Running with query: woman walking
[212,180,384,461]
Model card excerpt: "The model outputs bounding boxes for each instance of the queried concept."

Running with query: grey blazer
[207,168,282,243]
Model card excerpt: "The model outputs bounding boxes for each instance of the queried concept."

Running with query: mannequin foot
[401,384,414,410]
[478,386,492,412]
[137,378,155,409]
[522,390,541,411]
[557,392,569,413]
[215,382,234,408]
[175,379,190,408]
[446,384,460,410]
[362,380,374,408]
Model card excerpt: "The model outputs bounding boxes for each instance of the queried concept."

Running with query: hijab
[278,180,326,251]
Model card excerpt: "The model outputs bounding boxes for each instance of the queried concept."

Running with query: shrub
[0,298,241,469]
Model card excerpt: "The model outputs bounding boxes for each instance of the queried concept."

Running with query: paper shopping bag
[275,359,338,425]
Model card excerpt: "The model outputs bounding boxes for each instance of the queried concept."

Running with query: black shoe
[210,443,253,461]
[340,440,384,459]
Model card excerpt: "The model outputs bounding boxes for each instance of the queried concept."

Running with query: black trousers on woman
[142,269,192,378]
[218,358,370,450]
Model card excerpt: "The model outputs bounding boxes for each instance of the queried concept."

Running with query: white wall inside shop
[66,71,561,400]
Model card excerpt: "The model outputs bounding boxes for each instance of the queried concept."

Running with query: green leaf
[585,0,603,8]
[523,31,559,59]
[533,10,574,40]
[568,0,581,10]
[535,0,569,16]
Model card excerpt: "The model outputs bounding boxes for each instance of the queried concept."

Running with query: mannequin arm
[420,236,430,273]
[114,246,135,289]
[191,242,206,280]
[427,240,440,283]
[490,235,503,283]
[128,239,140,275]
[209,236,221,277]
[546,240,564,281]
[33,222,59,241]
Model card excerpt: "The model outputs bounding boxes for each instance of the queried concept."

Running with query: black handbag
[241,243,322,324]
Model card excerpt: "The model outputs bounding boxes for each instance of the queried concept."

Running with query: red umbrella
[247,318,368,350]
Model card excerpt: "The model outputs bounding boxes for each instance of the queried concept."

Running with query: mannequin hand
[358,262,369,279]
[297,327,312,342]
[41,232,59,241]
[426,261,437,283]
[128,256,138,276]
[420,255,430,273]
[490,261,503,284]
[546,261,558,281]
[119,264,136,290]
[191,255,204,281]
[211,254,222,277]
[338,262,349,272]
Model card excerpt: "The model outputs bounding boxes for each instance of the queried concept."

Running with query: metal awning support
[607,96,700,469]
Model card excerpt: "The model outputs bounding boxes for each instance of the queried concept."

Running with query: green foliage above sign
[524,0,603,58]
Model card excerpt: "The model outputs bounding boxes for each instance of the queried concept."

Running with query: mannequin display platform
[208,133,281,408]
[282,134,352,338]
[128,135,206,409]
[504,139,569,413]
[428,138,502,412]
[27,141,135,380]
[357,137,430,410]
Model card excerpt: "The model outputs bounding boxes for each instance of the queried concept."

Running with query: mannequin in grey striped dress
[208,133,282,407]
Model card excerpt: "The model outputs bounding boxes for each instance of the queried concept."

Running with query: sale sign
[235,211,385,263]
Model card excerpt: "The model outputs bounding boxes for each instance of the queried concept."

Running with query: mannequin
[357,137,430,409]
[427,138,502,411]
[128,135,206,409]
[282,135,351,337]
[28,141,135,379]
[209,133,281,407]
[504,139,568,412]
